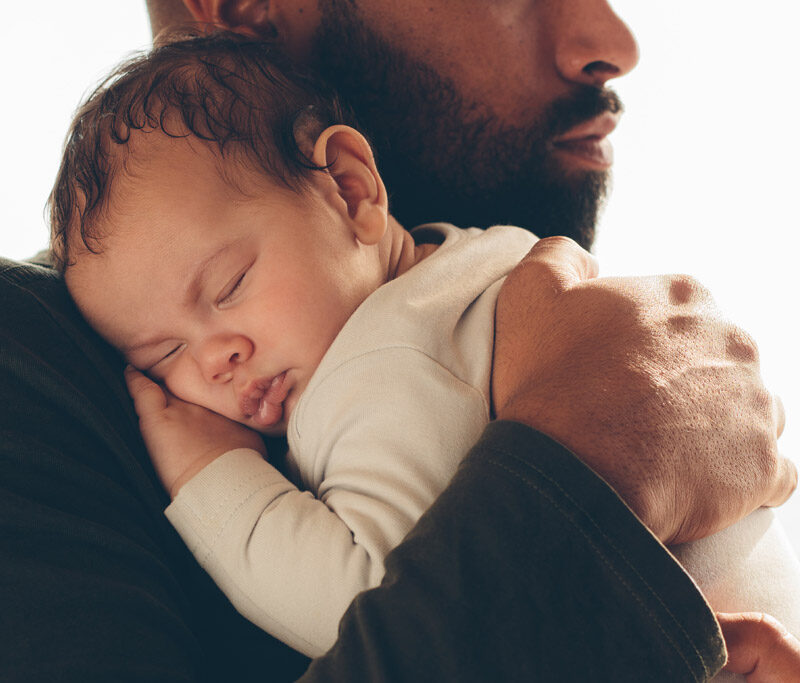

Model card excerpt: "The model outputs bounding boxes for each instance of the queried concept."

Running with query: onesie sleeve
[165,348,489,658]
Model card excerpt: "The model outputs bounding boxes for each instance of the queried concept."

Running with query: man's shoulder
[0,256,79,332]
[0,255,114,378]
[1,254,59,285]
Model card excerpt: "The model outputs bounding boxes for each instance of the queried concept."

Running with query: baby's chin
[244,403,289,435]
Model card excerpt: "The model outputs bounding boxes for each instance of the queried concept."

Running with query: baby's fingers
[124,366,168,417]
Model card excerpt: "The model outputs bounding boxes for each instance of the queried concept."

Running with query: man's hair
[49,32,355,271]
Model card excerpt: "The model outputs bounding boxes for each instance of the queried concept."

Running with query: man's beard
[313,0,622,249]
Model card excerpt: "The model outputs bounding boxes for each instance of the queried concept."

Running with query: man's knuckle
[538,235,578,250]
[752,431,780,473]
[726,326,760,363]
[666,313,700,335]
[784,458,799,497]
[668,274,709,305]
[749,385,776,426]
[751,378,770,403]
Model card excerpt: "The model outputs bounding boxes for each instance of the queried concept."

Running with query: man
[0,2,795,682]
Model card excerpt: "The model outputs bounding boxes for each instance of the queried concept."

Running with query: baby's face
[66,135,385,434]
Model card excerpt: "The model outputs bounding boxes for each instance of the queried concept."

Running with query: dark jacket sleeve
[302,422,726,683]
[0,259,725,683]
[0,259,309,683]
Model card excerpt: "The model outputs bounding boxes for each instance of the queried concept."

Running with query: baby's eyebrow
[124,239,242,353]
[182,239,240,309]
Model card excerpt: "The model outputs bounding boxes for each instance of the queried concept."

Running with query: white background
[0,2,797,554]
[600,0,799,554]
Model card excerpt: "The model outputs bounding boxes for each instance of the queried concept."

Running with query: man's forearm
[303,421,726,682]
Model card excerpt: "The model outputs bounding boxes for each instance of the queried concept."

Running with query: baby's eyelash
[149,344,183,369]
[219,270,248,304]
[161,345,181,361]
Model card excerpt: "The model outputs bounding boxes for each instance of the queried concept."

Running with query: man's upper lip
[552,111,621,144]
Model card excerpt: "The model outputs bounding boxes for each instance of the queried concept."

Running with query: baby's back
[673,508,800,682]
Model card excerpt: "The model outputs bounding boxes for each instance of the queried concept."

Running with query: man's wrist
[476,420,724,669]
[304,417,725,680]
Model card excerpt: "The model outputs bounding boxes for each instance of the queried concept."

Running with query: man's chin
[442,170,606,249]
[552,149,615,177]
[387,176,606,249]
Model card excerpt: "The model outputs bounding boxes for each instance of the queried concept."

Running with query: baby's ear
[311,125,388,246]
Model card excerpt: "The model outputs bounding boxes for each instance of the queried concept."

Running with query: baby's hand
[718,612,800,682]
[124,366,266,498]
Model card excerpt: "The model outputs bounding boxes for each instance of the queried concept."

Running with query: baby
[51,33,800,675]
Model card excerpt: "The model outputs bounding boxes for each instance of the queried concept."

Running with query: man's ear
[311,126,389,246]
[181,1,320,59]
[182,0,276,38]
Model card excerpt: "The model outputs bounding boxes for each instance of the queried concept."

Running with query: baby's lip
[239,372,288,422]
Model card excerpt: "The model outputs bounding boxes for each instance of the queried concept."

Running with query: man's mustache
[543,87,623,140]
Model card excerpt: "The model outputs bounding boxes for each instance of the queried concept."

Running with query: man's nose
[197,334,254,383]
[552,0,639,87]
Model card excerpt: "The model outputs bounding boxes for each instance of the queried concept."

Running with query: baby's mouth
[241,372,288,428]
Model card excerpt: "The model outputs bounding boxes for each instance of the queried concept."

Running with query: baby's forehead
[114,128,274,207]
[67,132,287,278]
[120,128,223,181]
[63,232,165,349]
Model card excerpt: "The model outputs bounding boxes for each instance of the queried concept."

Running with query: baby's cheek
[163,368,217,412]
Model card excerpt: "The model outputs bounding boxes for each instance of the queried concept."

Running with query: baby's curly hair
[48,31,356,271]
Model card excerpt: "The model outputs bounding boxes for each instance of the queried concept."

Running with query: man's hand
[125,366,266,498]
[492,236,797,544]
[718,612,800,682]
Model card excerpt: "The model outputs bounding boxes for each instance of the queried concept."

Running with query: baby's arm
[126,368,371,655]
[126,354,487,658]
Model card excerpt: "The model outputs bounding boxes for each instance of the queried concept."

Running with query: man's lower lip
[551,137,614,169]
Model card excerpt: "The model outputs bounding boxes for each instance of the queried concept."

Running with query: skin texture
[718,612,800,681]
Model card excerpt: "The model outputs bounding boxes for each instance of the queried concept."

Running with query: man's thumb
[515,236,599,294]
